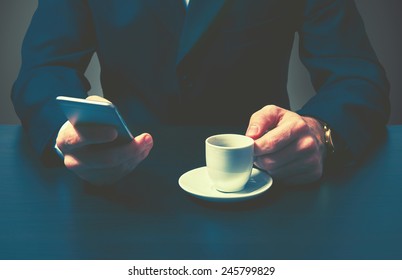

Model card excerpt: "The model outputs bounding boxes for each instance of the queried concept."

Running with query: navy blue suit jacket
[12,0,390,164]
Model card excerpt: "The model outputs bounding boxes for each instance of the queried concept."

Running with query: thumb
[246,105,283,139]
[86,95,112,104]
[131,133,154,161]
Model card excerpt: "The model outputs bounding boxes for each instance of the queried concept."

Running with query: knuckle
[263,104,277,111]
[295,118,309,133]
[262,105,280,116]
[61,134,80,150]
[57,122,79,150]
[265,138,277,150]
[255,140,269,154]
[250,112,257,120]
[256,135,276,151]
[300,136,317,152]
[250,110,262,121]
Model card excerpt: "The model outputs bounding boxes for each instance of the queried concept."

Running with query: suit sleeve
[296,0,390,162]
[11,0,95,165]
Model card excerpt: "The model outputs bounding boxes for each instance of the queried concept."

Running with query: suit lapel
[177,0,227,65]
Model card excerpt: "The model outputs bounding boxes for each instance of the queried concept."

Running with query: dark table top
[0,125,401,260]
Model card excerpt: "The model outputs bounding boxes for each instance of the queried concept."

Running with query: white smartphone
[56,96,133,144]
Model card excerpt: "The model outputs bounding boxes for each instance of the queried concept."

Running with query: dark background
[1,0,401,124]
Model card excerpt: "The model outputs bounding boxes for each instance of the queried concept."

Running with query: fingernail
[246,125,259,137]
[144,134,153,146]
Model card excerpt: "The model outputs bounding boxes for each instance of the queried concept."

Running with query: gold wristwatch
[320,121,335,155]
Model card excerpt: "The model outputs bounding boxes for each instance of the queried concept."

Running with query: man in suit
[12,0,390,185]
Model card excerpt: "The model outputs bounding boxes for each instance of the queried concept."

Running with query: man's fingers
[56,96,116,153]
[86,95,112,103]
[135,132,153,147]
[254,136,324,184]
[246,105,283,139]
[56,96,154,186]
[253,125,293,156]
[245,105,326,185]
[254,141,304,170]
[56,122,118,152]
[259,157,323,185]
[253,116,310,156]
[75,124,118,144]
[131,133,154,161]
[64,132,153,170]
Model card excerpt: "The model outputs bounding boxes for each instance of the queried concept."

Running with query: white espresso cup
[205,134,254,192]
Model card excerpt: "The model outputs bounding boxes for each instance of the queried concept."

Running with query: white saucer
[178,167,273,202]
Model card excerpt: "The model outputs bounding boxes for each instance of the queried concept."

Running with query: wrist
[302,116,330,159]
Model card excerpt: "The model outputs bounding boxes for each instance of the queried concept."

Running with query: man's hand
[246,105,327,185]
[56,95,153,186]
